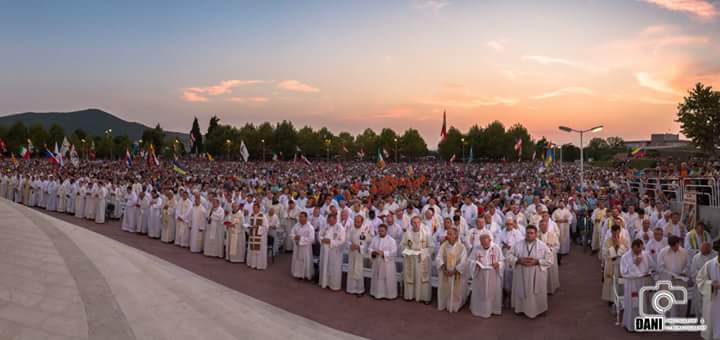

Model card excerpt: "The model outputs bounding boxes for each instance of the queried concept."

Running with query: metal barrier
[624,176,720,207]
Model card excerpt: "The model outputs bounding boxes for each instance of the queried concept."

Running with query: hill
[0,108,188,142]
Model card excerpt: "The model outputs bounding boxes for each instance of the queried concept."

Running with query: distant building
[625,133,691,149]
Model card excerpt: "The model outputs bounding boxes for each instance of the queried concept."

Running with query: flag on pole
[89,140,96,160]
[382,148,390,158]
[377,148,385,170]
[515,138,523,154]
[272,153,278,161]
[0,138,6,153]
[544,148,555,167]
[11,153,17,165]
[532,149,536,161]
[449,154,457,163]
[207,153,214,162]
[54,142,64,167]
[61,137,70,156]
[19,146,30,160]
[341,145,349,153]
[300,154,311,166]
[149,144,160,166]
[125,149,133,168]
[173,159,188,175]
[27,139,34,153]
[357,149,365,159]
[46,148,59,165]
[190,131,196,148]
[467,146,474,163]
[239,141,250,162]
[440,110,447,141]
[70,145,80,167]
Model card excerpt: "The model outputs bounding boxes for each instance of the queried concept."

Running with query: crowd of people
[0,157,718,337]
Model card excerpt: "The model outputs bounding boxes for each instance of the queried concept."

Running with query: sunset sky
[1,0,719,146]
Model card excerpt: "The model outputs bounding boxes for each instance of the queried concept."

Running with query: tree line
[0,116,631,162]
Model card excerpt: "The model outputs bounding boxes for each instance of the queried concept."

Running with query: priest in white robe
[657,236,690,317]
[697,255,720,340]
[121,187,137,232]
[225,203,246,263]
[539,219,561,295]
[467,234,504,318]
[203,197,225,258]
[507,225,554,318]
[436,227,468,313]
[246,203,269,270]
[83,183,95,220]
[400,216,433,303]
[290,211,314,279]
[346,215,371,295]
[147,191,163,238]
[175,191,193,247]
[136,191,151,234]
[551,200,572,255]
[319,214,346,290]
[602,224,629,302]
[368,223,397,299]
[160,190,176,243]
[619,239,654,331]
[691,242,718,317]
[188,197,207,253]
[94,182,108,224]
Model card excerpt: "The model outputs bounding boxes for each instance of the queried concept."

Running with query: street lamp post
[105,129,112,160]
[324,139,331,162]
[80,139,86,160]
[461,137,466,162]
[558,125,603,191]
[225,139,231,160]
[261,139,265,162]
[394,138,398,162]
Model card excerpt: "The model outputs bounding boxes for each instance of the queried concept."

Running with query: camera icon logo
[638,280,688,317]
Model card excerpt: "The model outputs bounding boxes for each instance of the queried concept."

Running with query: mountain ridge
[0,108,188,142]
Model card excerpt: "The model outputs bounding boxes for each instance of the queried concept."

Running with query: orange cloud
[640,0,717,19]
[228,96,269,103]
[635,72,681,94]
[182,79,264,102]
[523,55,604,73]
[276,80,320,93]
[531,87,595,100]
[486,40,505,51]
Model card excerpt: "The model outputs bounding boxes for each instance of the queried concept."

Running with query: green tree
[399,128,428,160]
[274,120,298,158]
[355,128,379,158]
[438,127,463,160]
[6,121,28,153]
[483,121,506,160]
[141,124,166,150]
[560,143,580,162]
[586,137,610,161]
[190,117,203,154]
[676,83,720,155]
[28,124,48,151]
[47,123,65,147]
[378,128,399,160]
[506,123,532,160]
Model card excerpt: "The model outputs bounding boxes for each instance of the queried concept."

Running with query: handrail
[624,176,719,207]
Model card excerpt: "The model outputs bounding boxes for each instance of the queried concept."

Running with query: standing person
[538,219,561,295]
[121,187,137,232]
[204,197,226,258]
[619,239,654,332]
[283,200,300,252]
[400,216,433,303]
[75,180,86,219]
[290,212,315,280]
[686,222,711,258]
[246,203,269,270]
[690,242,717,317]
[507,225,554,318]
[225,202,246,263]
[175,190,192,248]
[136,191,151,235]
[188,196,207,253]
[601,225,628,302]
[552,199,572,260]
[697,254,720,340]
[436,227,468,313]
[467,234,504,318]
[94,181,108,224]
[147,191,163,238]
[160,190,176,243]
[346,215,370,296]
[657,236,690,317]
[591,201,608,253]
[368,223,397,300]
[318,214,346,291]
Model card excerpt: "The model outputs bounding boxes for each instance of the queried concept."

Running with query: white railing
[625,176,720,207]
